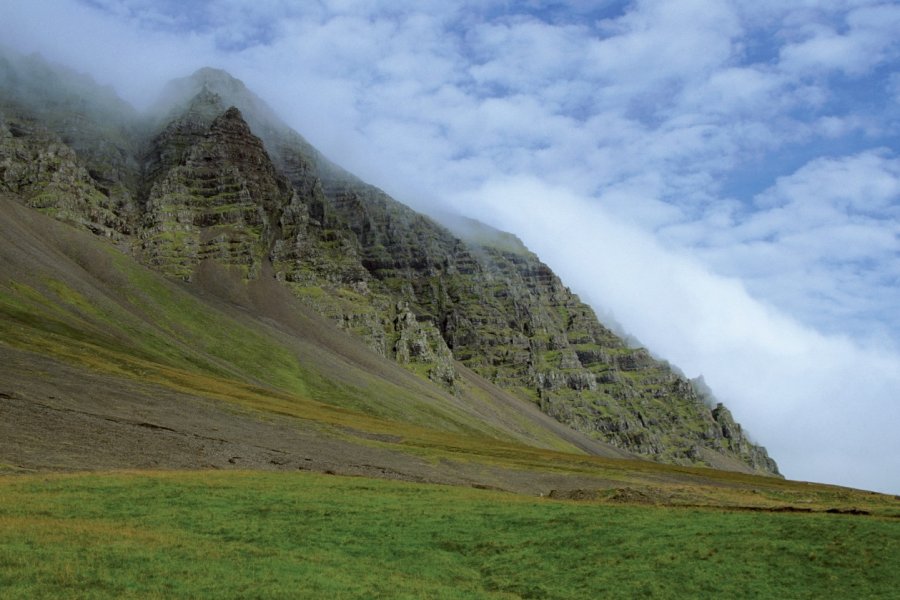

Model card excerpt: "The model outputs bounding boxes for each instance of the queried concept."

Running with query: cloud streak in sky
[453,176,900,494]
[1,0,898,492]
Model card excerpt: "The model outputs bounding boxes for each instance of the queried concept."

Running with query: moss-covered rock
[0,56,779,475]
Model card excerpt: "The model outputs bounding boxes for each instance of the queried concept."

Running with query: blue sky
[2,0,899,493]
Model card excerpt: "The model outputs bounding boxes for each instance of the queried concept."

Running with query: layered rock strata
[0,56,779,475]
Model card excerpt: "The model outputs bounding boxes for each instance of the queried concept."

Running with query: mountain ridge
[0,52,779,476]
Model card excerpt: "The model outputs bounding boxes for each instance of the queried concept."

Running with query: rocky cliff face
[0,114,117,234]
[0,55,779,476]
[0,53,141,231]
[139,101,297,279]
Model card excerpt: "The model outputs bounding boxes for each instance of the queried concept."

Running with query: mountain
[0,51,778,478]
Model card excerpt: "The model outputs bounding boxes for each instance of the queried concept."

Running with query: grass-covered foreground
[1,471,897,599]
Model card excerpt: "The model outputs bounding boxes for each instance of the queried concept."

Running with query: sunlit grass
[0,471,897,599]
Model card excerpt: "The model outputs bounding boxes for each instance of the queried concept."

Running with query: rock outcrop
[0,53,780,475]
[139,103,297,279]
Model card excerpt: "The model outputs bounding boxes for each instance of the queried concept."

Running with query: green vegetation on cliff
[0,51,778,475]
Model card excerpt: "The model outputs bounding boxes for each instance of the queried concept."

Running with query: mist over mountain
[0,49,781,478]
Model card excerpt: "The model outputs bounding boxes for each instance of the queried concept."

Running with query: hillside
[0,50,776,476]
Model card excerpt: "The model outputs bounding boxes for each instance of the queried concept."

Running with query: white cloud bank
[1,0,898,493]
[452,177,900,493]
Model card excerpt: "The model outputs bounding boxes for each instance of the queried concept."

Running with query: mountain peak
[151,66,286,141]
[188,67,247,92]
[221,105,244,119]
[0,54,781,477]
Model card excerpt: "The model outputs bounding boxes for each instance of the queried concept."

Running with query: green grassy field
[1,471,897,599]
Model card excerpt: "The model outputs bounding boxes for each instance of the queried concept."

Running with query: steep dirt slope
[0,194,630,464]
